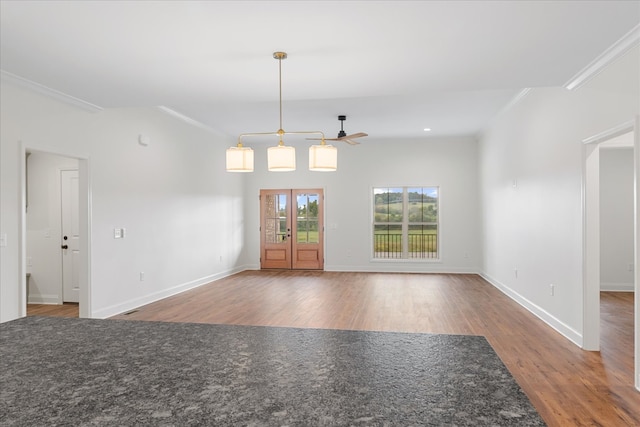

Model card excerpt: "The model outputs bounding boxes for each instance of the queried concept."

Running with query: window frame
[371,186,440,261]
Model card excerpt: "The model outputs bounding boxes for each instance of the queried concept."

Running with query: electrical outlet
[139,272,145,281]
[114,228,122,239]
[514,268,518,278]
[628,263,634,272]
[550,284,555,296]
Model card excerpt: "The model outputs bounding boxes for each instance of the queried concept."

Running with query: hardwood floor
[27,302,79,318]
[33,271,638,426]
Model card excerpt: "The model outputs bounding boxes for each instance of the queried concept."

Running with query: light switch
[0,233,6,247]
[114,228,122,239]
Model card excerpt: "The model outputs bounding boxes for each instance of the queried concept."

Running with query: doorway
[583,120,638,391]
[20,145,91,318]
[260,189,324,270]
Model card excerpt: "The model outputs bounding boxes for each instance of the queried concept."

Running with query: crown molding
[582,120,634,145]
[564,24,640,91]
[157,106,219,134]
[501,88,532,112]
[0,69,103,113]
[478,88,532,138]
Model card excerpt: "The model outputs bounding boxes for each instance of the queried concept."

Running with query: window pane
[297,220,319,243]
[408,187,438,223]
[374,188,403,223]
[265,193,289,244]
[373,224,402,258]
[296,193,319,243]
[408,224,438,258]
[265,218,278,244]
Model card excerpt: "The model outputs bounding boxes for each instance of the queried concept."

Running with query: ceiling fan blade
[306,137,341,141]
[337,132,368,140]
[343,139,361,145]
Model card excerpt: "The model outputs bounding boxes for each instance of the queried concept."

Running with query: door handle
[61,245,68,249]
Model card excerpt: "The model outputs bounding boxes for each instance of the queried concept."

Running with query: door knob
[61,244,68,249]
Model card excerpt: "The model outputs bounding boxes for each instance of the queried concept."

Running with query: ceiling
[1,1,639,142]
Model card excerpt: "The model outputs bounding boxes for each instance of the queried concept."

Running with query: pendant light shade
[267,144,296,171]
[226,145,254,172]
[309,144,337,171]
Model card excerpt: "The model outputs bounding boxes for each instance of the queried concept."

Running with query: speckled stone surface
[1,316,545,426]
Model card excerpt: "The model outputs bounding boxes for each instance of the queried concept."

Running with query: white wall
[243,136,481,273]
[479,50,639,346]
[600,147,634,291]
[26,152,79,303]
[0,77,246,322]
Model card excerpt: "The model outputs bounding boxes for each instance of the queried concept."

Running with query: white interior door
[61,169,80,303]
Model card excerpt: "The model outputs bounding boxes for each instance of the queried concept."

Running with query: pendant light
[226,52,336,172]
[309,142,337,171]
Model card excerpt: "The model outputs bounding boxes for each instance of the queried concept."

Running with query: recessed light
[423,128,431,132]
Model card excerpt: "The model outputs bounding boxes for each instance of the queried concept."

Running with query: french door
[260,189,324,270]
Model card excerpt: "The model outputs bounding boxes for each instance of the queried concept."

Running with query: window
[373,187,438,259]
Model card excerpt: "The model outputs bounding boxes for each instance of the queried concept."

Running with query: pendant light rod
[235,52,327,144]
[275,51,286,133]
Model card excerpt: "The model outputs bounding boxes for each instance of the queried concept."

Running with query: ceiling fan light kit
[226,52,337,173]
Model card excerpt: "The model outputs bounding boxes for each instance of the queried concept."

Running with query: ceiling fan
[308,115,368,145]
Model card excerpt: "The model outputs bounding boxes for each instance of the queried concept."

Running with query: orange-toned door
[291,189,324,269]
[260,190,292,269]
[260,189,324,270]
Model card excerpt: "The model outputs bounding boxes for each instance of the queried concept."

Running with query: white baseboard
[480,272,583,348]
[91,267,246,319]
[326,264,478,274]
[27,294,60,305]
[601,282,634,292]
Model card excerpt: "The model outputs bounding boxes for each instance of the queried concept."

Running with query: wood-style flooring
[31,271,638,426]
[27,302,78,317]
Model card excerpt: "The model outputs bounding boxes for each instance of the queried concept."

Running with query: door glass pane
[265,193,288,244]
[296,193,319,243]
